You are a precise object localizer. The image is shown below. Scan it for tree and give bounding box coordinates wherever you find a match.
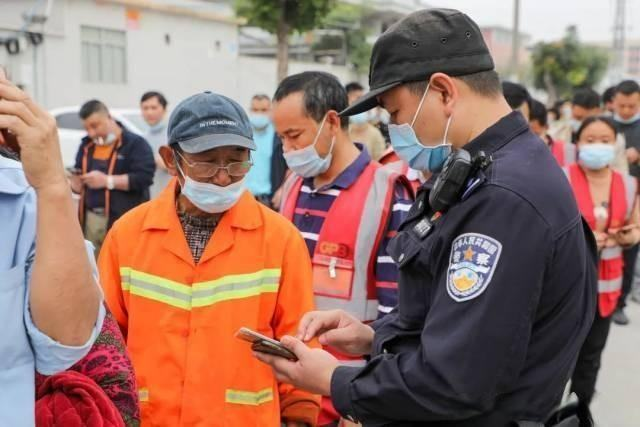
[531,26,609,102]
[321,2,373,75]
[235,0,335,82]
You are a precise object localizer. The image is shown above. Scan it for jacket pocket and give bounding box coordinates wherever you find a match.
[224,360,279,426]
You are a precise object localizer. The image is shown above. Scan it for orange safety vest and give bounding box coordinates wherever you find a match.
[98,180,320,427]
[280,161,410,322]
[550,138,576,167]
[565,164,637,317]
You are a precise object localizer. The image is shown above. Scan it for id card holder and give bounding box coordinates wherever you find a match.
[312,254,354,300]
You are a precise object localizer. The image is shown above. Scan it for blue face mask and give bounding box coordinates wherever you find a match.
[283,115,335,178]
[349,112,369,125]
[614,112,640,125]
[570,119,582,133]
[387,82,453,173]
[148,121,165,134]
[175,160,245,213]
[249,113,271,130]
[579,143,616,170]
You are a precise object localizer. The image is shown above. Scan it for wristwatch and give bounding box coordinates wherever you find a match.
[107,175,115,190]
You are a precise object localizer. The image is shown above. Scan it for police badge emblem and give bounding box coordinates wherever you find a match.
[447,233,502,302]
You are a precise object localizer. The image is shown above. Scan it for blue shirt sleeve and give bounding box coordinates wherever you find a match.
[24,240,105,376]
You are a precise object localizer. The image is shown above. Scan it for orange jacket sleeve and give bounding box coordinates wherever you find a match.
[273,226,321,426]
[97,224,129,339]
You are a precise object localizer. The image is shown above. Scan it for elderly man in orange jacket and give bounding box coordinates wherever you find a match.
[98,91,320,426]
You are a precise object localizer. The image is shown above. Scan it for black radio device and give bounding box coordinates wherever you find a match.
[428,150,492,213]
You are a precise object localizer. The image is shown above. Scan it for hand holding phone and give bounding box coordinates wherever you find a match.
[235,327,298,361]
[609,224,640,247]
[66,167,82,175]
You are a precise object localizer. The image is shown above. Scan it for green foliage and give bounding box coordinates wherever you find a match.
[235,0,335,34]
[321,2,373,74]
[531,26,609,100]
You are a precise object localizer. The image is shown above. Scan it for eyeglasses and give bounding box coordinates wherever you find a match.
[175,151,252,178]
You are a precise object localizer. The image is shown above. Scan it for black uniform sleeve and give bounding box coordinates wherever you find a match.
[126,136,155,192]
[331,186,553,425]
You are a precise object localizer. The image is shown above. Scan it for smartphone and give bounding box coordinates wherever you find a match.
[619,224,639,233]
[609,224,639,235]
[66,167,82,175]
[235,327,298,361]
[0,128,20,155]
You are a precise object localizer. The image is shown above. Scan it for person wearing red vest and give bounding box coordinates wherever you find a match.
[272,71,414,426]
[565,116,640,407]
[530,99,576,167]
[378,147,425,193]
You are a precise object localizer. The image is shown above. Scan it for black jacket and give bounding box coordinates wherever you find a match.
[75,123,155,228]
[330,112,598,426]
[617,118,640,178]
[269,134,288,197]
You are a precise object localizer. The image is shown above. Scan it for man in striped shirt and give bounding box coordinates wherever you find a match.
[272,71,413,426]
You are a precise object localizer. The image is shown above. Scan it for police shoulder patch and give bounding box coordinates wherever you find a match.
[447,233,502,302]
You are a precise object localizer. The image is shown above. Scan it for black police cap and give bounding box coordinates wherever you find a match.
[341,8,495,117]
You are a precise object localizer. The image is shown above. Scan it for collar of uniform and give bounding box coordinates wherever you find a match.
[142,178,262,232]
[303,143,371,191]
[0,156,30,195]
[463,111,529,157]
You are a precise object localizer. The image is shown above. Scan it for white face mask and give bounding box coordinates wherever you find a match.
[614,112,640,125]
[283,115,335,178]
[95,132,117,146]
[175,159,245,213]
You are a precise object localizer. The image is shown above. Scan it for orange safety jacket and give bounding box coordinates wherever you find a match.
[565,164,637,317]
[98,180,320,426]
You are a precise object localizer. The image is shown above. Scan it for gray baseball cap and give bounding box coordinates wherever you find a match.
[168,91,256,153]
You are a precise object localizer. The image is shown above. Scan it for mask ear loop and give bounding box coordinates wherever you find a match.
[442,115,453,145]
[173,150,188,183]
[313,113,336,159]
[410,82,431,128]
[325,136,337,159]
[311,114,329,147]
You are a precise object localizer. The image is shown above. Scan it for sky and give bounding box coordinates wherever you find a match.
[431,0,636,45]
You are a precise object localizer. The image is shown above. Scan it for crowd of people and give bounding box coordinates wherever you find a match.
[499,79,640,414]
[1,6,640,427]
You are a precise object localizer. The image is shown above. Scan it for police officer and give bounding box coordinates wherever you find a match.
[255,9,597,427]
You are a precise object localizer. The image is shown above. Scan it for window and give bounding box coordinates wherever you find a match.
[55,112,84,130]
[81,26,127,84]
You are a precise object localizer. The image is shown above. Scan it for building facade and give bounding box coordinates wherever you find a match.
[0,0,354,110]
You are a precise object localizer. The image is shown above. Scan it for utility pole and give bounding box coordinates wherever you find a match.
[510,0,520,81]
[612,0,627,83]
